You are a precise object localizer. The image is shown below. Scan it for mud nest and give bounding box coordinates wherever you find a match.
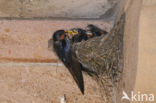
[73,13,125,102]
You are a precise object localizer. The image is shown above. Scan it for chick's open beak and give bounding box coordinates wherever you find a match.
[65,30,78,39]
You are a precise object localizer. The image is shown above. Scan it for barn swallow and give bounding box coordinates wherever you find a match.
[50,30,84,94]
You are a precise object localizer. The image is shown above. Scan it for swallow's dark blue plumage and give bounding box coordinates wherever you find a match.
[52,30,85,94]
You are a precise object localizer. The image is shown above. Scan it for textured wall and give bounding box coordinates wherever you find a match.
[134,0,156,100]
[0,0,155,103]
[0,0,118,19]
[0,19,111,103]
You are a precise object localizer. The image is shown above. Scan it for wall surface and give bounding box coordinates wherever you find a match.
[0,0,155,103]
[118,0,156,103]
[116,0,142,102]
[0,0,118,19]
[134,0,156,102]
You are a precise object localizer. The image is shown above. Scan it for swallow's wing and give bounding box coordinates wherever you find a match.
[64,49,84,94]
[69,55,84,94]
[60,40,84,94]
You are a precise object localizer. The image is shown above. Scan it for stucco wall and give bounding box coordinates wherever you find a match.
[0,0,155,103]
[0,0,118,19]
[134,0,156,102]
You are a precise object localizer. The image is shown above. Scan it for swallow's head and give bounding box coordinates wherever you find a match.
[86,24,94,29]
[86,24,108,36]
[53,30,66,42]
[48,30,66,53]
[49,30,70,62]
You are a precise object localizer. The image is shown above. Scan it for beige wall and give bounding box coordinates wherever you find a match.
[116,0,156,103]
[133,0,156,101]
[0,0,156,103]
[0,0,118,19]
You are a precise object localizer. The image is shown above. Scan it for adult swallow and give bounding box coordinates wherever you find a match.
[49,30,84,94]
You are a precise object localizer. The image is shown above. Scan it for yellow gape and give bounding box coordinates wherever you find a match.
[66,29,78,39]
